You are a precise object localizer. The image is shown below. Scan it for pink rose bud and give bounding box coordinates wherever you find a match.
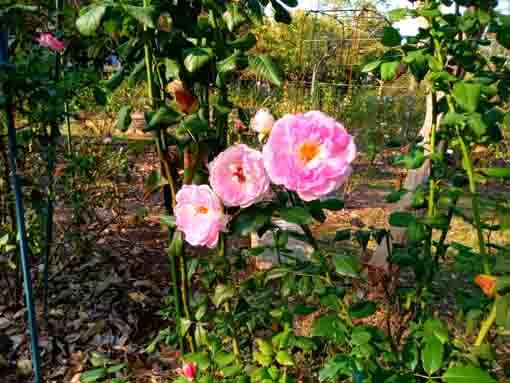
[209,144,270,208]
[262,111,356,201]
[175,185,228,248]
[234,119,246,132]
[251,109,275,139]
[182,362,198,381]
[37,33,65,52]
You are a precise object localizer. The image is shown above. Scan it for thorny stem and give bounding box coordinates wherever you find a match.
[168,232,184,354]
[179,247,195,352]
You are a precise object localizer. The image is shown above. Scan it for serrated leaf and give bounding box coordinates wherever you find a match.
[214,352,236,368]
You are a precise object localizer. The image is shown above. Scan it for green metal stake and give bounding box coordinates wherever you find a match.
[1,30,43,383]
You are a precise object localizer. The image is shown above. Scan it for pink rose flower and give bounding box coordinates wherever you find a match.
[209,144,270,208]
[175,185,227,248]
[262,111,356,201]
[37,33,65,52]
[181,362,197,381]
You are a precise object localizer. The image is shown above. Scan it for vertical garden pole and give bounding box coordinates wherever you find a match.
[1,30,43,383]
[43,0,63,328]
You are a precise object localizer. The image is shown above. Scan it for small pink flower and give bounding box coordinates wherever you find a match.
[234,119,246,132]
[175,185,227,248]
[209,144,270,208]
[181,362,197,381]
[262,111,356,201]
[37,33,65,52]
[251,109,275,140]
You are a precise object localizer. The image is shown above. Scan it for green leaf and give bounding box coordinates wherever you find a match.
[228,33,257,50]
[382,26,402,47]
[147,106,181,130]
[76,5,106,36]
[403,339,419,371]
[144,169,168,197]
[253,351,273,367]
[217,52,248,74]
[183,352,210,370]
[389,212,416,227]
[362,60,382,73]
[467,113,488,136]
[421,336,443,375]
[442,365,496,383]
[320,198,344,211]
[212,284,235,307]
[80,368,107,383]
[248,55,283,87]
[443,112,466,126]
[177,115,208,137]
[183,48,213,73]
[279,0,298,6]
[124,5,156,28]
[271,0,291,24]
[159,215,176,227]
[333,254,360,278]
[179,317,192,337]
[495,295,510,329]
[381,61,400,81]
[165,59,180,80]
[348,301,377,319]
[93,87,107,106]
[214,352,236,368]
[453,82,481,113]
[105,69,124,91]
[116,106,132,132]
[275,351,294,366]
[279,207,312,225]
[230,208,269,236]
[311,314,347,343]
[224,3,246,31]
[222,365,242,377]
[128,60,146,87]
[319,355,350,382]
[256,338,273,356]
[106,363,126,374]
[388,8,411,21]
[478,167,510,180]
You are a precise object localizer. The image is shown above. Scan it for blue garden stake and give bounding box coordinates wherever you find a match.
[1,30,43,383]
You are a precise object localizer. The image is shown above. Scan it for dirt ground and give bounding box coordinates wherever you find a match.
[0,137,509,382]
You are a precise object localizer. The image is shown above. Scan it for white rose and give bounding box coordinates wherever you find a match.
[251,109,275,140]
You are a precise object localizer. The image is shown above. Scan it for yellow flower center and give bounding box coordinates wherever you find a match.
[298,141,321,164]
[196,206,209,214]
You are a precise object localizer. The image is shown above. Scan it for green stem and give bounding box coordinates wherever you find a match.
[474,302,497,346]
[178,246,195,352]
[218,235,241,359]
[169,232,184,354]
[457,132,490,274]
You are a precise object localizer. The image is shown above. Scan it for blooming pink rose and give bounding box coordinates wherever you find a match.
[262,111,356,201]
[209,144,270,208]
[175,185,227,248]
[182,362,197,381]
[37,33,65,52]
